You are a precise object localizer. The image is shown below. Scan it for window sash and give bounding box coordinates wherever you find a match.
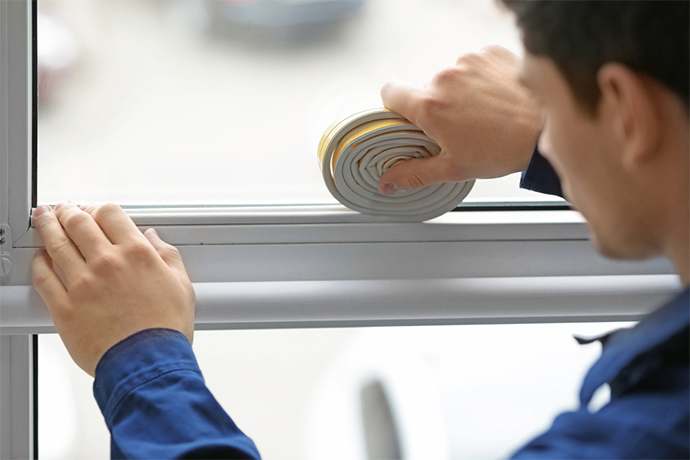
[0,0,680,336]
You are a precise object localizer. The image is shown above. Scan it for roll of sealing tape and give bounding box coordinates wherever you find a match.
[318,108,475,222]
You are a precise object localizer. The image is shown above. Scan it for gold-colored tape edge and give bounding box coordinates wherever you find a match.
[331,119,412,167]
[318,109,403,165]
[318,109,383,163]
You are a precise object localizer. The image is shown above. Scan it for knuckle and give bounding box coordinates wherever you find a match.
[69,273,94,292]
[94,203,121,221]
[91,253,120,273]
[415,93,444,122]
[61,208,89,228]
[163,243,182,259]
[456,51,481,65]
[481,44,513,59]
[156,243,182,266]
[123,240,157,265]
[406,173,427,189]
[432,67,457,85]
[53,202,73,217]
[160,248,177,263]
[127,239,153,256]
[480,44,503,55]
[31,267,51,287]
[50,236,73,256]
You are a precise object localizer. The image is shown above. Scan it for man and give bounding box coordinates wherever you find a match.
[31,1,688,458]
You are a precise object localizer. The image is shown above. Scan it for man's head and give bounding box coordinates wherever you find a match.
[501,0,689,115]
[501,0,689,275]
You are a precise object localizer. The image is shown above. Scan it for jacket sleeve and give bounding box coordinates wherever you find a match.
[520,146,564,198]
[93,328,261,460]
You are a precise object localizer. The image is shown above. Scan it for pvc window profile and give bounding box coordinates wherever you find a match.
[0,0,680,334]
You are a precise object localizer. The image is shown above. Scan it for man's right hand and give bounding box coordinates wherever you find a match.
[378,45,543,196]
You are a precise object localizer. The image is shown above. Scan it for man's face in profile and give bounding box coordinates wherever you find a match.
[519,53,650,260]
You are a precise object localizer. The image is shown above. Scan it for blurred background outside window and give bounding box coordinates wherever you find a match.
[40,322,629,460]
[37,0,559,205]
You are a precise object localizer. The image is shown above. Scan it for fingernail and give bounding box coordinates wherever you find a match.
[382,183,399,196]
[33,205,51,219]
[148,228,159,237]
[80,203,95,212]
[54,202,67,211]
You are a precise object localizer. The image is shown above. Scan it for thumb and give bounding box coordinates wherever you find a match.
[378,152,454,195]
[144,228,187,274]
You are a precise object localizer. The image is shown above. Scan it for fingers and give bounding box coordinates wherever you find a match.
[144,228,188,276]
[85,203,147,246]
[378,152,458,195]
[380,80,427,128]
[54,203,111,260]
[33,205,86,275]
[478,45,519,65]
[31,248,69,312]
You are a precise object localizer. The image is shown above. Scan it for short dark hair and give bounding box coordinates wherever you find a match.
[500,0,689,115]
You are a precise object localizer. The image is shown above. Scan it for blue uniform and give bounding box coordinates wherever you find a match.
[93,329,261,459]
[93,150,690,459]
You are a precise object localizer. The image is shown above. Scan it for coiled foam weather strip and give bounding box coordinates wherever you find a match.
[318,108,475,221]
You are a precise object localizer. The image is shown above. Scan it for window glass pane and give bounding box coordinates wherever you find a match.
[39,321,631,459]
[37,0,557,206]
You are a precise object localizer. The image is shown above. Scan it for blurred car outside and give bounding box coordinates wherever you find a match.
[173,0,368,44]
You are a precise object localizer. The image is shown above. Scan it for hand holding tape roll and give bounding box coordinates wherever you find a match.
[318,108,474,221]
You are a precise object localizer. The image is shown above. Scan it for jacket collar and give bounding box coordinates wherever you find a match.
[579,288,690,406]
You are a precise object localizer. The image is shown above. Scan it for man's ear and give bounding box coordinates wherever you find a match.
[596,63,662,169]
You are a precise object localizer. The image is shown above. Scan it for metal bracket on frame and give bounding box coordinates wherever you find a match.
[0,223,12,277]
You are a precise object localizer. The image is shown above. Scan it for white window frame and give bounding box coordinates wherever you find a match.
[0,1,680,458]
